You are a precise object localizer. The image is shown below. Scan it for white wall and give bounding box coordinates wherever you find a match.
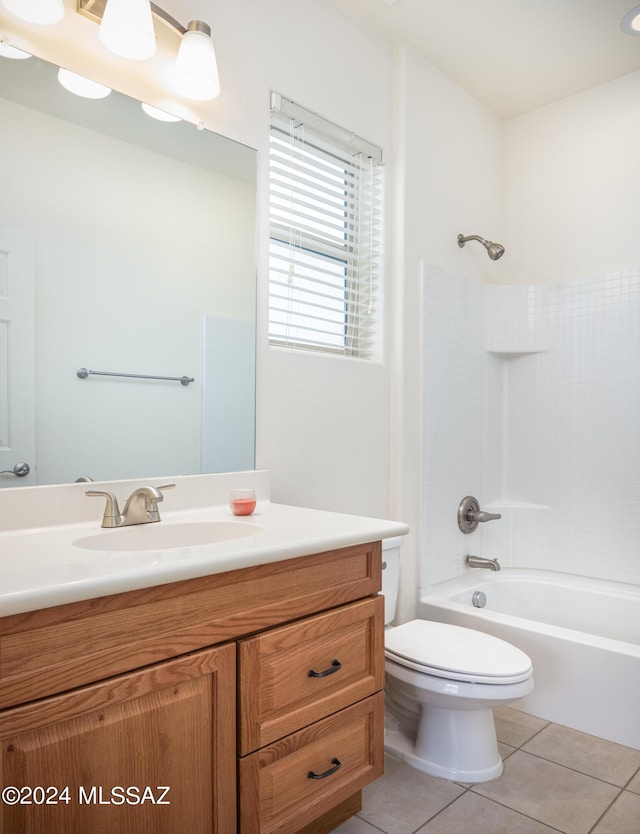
[502,70,640,284]
[164,0,396,517]
[392,46,502,620]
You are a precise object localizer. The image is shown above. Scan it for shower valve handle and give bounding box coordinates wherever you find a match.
[473,510,502,524]
[458,496,502,534]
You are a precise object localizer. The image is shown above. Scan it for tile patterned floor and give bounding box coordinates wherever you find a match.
[333,707,640,834]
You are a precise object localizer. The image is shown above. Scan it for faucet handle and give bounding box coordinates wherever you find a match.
[86,489,123,528]
[145,484,176,508]
[153,483,176,494]
[458,496,502,534]
[475,510,502,523]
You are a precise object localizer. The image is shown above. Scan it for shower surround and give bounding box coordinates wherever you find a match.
[420,262,640,591]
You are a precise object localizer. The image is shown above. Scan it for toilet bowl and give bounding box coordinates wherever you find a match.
[384,619,533,781]
[381,539,534,782]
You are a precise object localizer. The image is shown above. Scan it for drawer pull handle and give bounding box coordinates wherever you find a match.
[308,659,342,678]
[308,758,342,780]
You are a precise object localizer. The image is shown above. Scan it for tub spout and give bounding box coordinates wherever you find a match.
[466,555,501,571]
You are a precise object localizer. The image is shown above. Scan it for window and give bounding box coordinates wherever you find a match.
[268,92,383,359]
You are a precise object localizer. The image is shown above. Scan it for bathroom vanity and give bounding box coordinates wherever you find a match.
[0,473,407,834]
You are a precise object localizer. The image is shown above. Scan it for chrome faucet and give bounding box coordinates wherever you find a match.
[86,483,175,528]
[466,554,501,571]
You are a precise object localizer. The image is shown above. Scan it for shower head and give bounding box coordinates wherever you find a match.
[457,233,505,261]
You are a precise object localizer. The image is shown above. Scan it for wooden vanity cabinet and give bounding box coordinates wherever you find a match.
[0,540,384,833]
[0,644,236,834]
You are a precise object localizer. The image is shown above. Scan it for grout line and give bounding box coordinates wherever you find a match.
[513,747,640,789]
[585,787,624,834]
[622,763,640,791]
[466,793,568,834]
[405,784,475,833]
[353,813,388,834]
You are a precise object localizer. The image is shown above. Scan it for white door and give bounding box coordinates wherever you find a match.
[0,229,36,487]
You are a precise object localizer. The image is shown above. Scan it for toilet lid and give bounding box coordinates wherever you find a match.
[385,620,532,682]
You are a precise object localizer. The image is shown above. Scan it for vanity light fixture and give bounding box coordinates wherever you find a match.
[99,0,156,60]
[621,4,640,33]
[173,21,220,101]
[78,0,221,101]
[0,0,64,25]
[57,67,112,99]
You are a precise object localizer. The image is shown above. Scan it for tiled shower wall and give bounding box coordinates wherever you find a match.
[420,262,640,589]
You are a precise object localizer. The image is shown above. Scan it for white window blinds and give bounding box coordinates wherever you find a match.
[268,92,383,358]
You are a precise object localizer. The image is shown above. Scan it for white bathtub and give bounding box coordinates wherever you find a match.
[418,569,640,750]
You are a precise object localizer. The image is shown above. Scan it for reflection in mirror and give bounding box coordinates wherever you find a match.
[0,51,257,487]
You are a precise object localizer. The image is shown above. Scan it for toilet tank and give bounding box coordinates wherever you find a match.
[381,537,402,625]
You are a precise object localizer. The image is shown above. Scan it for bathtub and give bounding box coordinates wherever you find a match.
[418,569,640,750]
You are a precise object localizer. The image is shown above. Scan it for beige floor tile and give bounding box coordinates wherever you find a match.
[331,815,385,834]
[358,754,465,834]
[494,706,548,748]
[523,724,640,786]
[499,741,517,760]
[591,790,640,834]
[415,791,560,834]
[626,769,640,794]
[472,751,619,834]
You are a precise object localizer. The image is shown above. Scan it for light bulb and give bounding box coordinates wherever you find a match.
[99,0,156,61]
[173,21,220,101]
[58,68,112,100]
[1,0,64,25]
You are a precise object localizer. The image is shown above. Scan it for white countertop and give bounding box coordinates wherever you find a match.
[0,498,408,617]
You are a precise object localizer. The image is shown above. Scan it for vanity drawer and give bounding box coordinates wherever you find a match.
[239,692,383,834]
[238,596,384,754]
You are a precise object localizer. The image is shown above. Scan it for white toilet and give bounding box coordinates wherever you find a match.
[381,539,534,782]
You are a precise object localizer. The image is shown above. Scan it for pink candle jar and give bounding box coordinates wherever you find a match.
[229,488,256,516]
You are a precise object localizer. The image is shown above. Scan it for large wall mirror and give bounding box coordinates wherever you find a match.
[0,50,257,487]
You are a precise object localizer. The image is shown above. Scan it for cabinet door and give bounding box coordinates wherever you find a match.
[0,644,235,834]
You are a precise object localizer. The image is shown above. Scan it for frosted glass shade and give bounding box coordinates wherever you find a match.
[173,22,220,101]
[1,0,64,25]
[99,0,156,61]
[58,68,112,99]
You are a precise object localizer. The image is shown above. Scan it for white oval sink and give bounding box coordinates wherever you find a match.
[74,521,261,552]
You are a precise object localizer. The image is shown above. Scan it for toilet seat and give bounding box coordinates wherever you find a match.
[385,620,532,685]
